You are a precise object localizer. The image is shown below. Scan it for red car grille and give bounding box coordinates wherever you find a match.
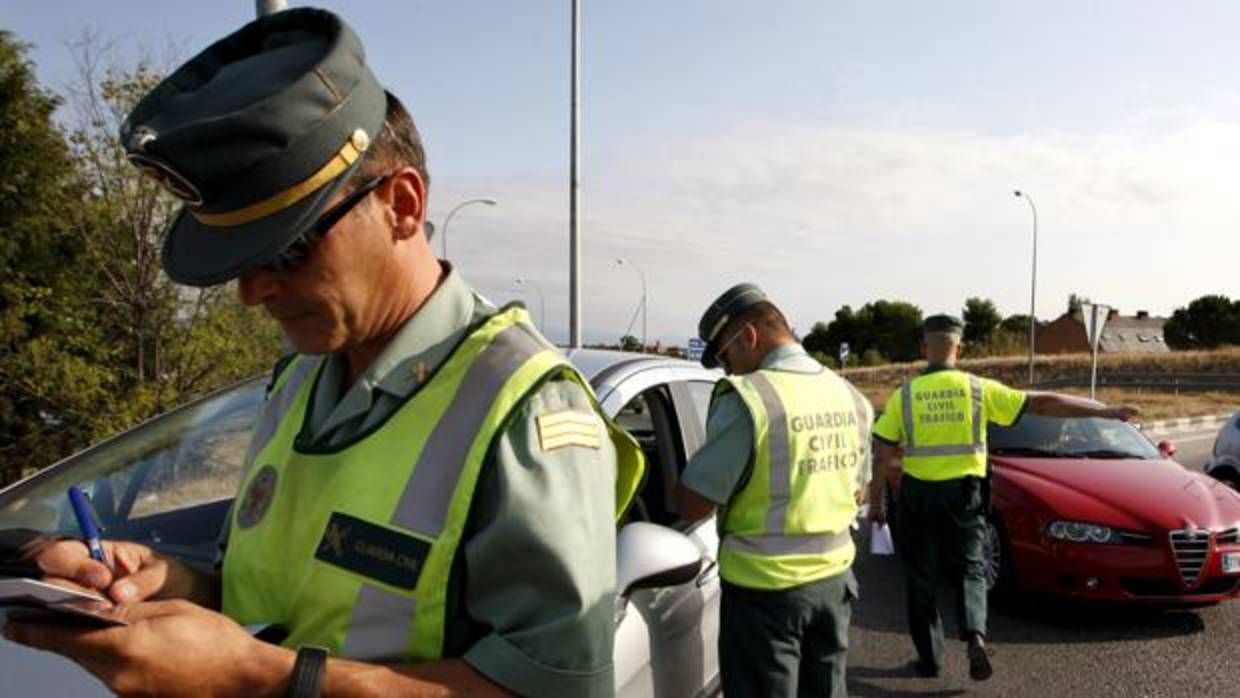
[1170,529,1210,586]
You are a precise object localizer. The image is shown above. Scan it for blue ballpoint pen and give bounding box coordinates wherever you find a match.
[68,485,111,570]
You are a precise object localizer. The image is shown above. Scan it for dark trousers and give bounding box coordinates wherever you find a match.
[895,475,987,670]
[719,569,857,698]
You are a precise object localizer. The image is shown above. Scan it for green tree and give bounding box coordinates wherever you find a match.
[619,335,642,353]
[0,32,94,482]
[962,297,1001,346]
[999,314,1033,335]
[0,37,281,484]
[62,39,281,413]
[802,320,835,357]
[809,300,922,365]
[858,300,923,362]
[1164,294,1240,349]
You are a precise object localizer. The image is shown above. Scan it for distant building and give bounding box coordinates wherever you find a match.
[1037,308,1170,354]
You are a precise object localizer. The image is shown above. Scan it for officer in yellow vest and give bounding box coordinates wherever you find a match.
[8,9,642,698]
[675,283,873,698]
[869,314,1138,682]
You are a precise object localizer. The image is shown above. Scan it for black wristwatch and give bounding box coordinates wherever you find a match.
[287,645,329,698]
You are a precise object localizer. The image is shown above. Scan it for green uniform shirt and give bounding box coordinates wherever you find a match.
[267,266,617,697]
[681,344,873,505]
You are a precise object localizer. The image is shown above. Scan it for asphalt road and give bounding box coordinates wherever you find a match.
[845,423,1235,697]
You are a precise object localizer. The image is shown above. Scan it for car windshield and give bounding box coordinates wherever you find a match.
[988,414,1161,460]
[0,380,266,537]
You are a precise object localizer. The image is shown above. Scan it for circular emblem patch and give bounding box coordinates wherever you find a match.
[126,153,205,207]
[236,465,278,529]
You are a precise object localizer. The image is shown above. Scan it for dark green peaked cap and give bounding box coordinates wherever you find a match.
[697,283,770,368]
[122,7,386,286]
[924,314,964,334]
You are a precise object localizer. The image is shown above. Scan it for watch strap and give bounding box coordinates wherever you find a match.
[287,645,329,698]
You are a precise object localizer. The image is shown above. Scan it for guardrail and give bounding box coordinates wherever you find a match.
[1033,372,1240,392]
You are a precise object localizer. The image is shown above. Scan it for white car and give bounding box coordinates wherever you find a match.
[1205,410,1240,490]
[0,349,724,698]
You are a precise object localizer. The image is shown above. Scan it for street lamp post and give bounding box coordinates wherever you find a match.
[1014,190,1038,386]
[514,277,546,333]
[614,258,647,350]
[569,0,582,348]
[440,198,496,261]
[256,0,286,16]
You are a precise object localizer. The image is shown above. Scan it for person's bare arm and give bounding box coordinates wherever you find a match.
[867,441,900,526]
[319,657,511,697]
[1024,393,1139,422]
[5,601,512,698]
[675,483,718,523]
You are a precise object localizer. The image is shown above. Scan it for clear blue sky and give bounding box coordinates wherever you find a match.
[6,1,1240,346]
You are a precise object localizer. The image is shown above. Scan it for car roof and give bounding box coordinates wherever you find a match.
[565,347,704,384]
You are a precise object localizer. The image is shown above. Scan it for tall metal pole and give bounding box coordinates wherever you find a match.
[440,198,496,261]
[256,0,286,16]
[569,0,582,348]
[1014,190,1038,385]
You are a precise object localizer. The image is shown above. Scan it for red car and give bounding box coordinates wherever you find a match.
[886,414,1240,603]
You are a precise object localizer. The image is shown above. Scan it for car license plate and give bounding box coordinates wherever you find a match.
[1224,552,1240,574]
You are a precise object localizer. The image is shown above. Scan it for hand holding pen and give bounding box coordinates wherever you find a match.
[68,485,112,571]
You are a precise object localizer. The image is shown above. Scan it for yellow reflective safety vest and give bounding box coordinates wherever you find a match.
[222,307,643,661]
[718,368,872,590]
[897,370,988,481]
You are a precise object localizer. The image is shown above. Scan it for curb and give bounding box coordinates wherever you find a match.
[1140,412,1234,435]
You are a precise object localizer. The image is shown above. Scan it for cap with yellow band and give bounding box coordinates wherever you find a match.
[121,8,387,287]
[190,128,371,229]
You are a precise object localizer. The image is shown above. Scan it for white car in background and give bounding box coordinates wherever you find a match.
[0,349,724,698]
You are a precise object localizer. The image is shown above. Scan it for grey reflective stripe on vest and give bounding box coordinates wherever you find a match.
[243,357,320,471]
[903,374,986,458]
[848,385,871,457]
[343,322,549,659]
[218,357,321,567]
[746,372,791,535]
[901,382,916,450]
[724,529,852,557]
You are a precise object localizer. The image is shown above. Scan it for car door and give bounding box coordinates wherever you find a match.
[604,366,722,698]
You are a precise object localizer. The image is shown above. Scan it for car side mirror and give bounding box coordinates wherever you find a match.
[1158,440,1177,458]
[616,522,703,597]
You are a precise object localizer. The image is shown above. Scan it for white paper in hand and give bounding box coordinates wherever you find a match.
[870,522,895,556]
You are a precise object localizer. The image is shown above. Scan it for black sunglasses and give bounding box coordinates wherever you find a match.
[262,175,387,273]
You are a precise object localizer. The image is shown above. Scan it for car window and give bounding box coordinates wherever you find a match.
[617,386,687,528]
[684,382,715,434]
[0,381,264,535]
[989,414,1160,460]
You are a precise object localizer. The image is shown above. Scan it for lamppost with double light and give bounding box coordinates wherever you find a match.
[439,198,496,261]
[1014,190,1038,385]
[614,257,647,350]
[514,277,546,333]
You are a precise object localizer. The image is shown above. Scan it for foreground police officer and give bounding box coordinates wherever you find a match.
[869,314,1137,682]
[7,9,643,697]
[674,284,872,698]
